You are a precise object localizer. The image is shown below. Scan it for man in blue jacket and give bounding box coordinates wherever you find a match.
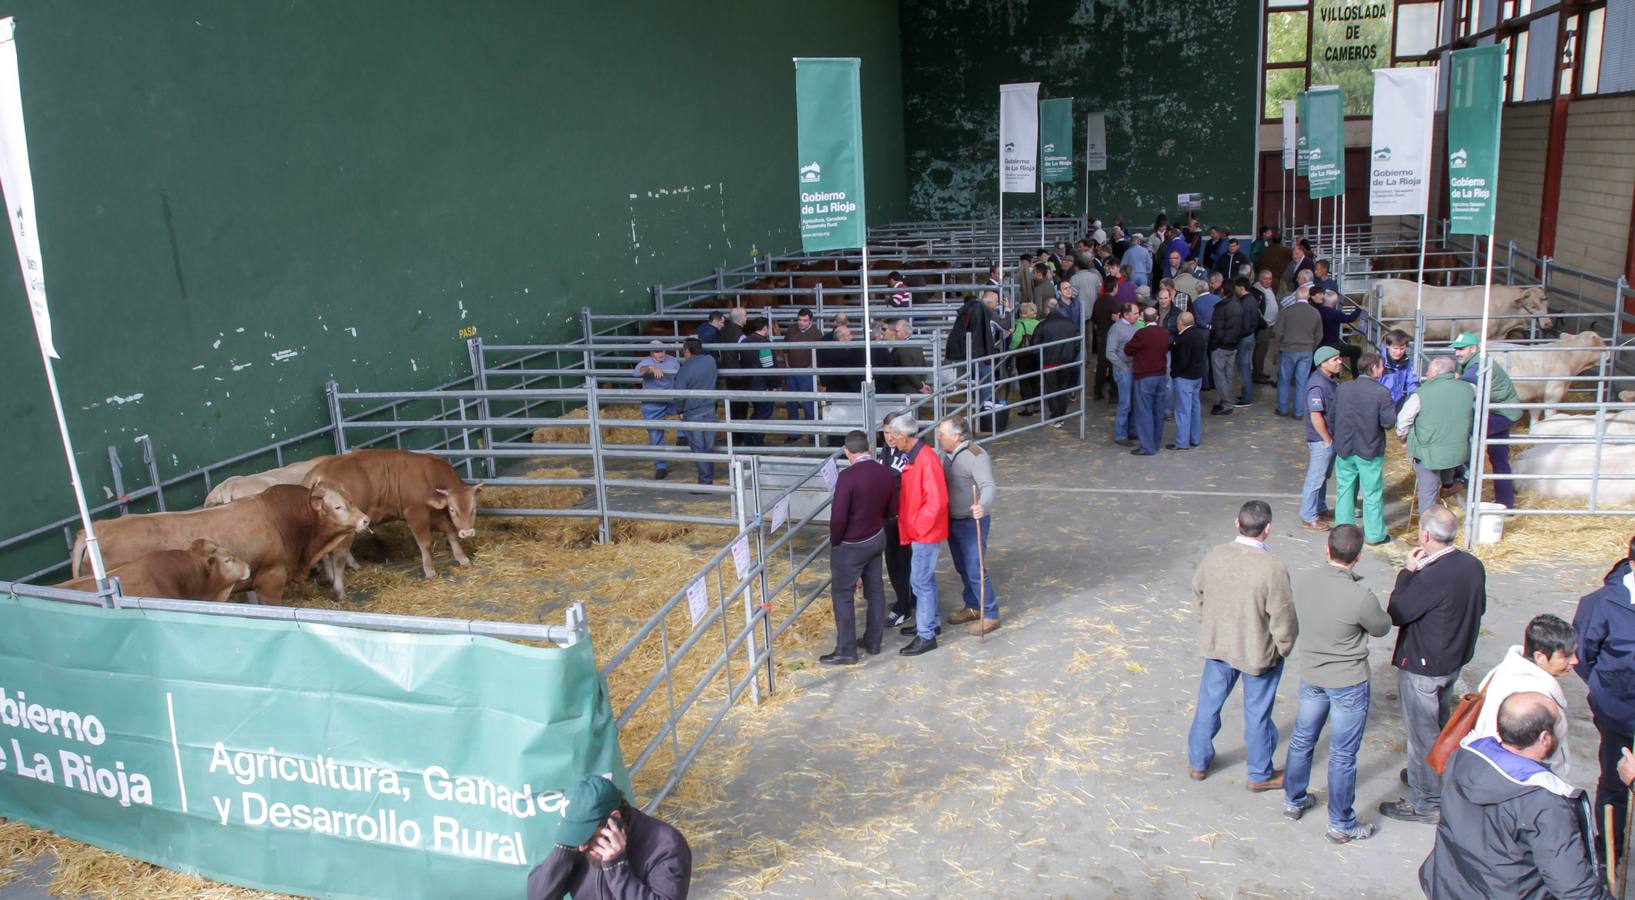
[672,339,719,485]
[1574,539,1635,847]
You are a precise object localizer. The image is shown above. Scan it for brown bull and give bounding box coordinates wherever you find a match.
[58,539,252,602]
[71,483,367,604]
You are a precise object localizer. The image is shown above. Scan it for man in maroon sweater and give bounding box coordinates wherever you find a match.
[824,430,899,664]
[1125,309,1172,455]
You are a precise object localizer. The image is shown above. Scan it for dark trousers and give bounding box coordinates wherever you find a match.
[1484,412,1515,507]
[830,530,886,654]
[1016,358,1041,414]
[746,401,774,446]
[1046,366,1072,418]
[1252,326,1273,380]
[1595,712,1633,848]
[682,415,715,484]
[884,517,914,617]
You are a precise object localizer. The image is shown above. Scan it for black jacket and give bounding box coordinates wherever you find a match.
[818,338,864,393]
[1332,375,1397,459]
[1210,295,1245,349]
[1214,249,1251,280]
[527,806,693,900]
[945,298,997,361]
[1574,559,1635,726]
[1420,737,1607,900]
[1033,312,1079,368]
[1170,326,1208,380]
[1388,549,1487,677]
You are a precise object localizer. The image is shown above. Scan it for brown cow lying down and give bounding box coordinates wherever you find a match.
[71,484,368,604]
[57,539,251,601]
[303,449,482,594]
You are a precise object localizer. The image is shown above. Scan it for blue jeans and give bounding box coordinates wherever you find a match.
[946,516,998,619]
[976,361,995,406]
[1188,657,1284,782]
[1236,336,1254,404]
[1283,680,1371,830]
[1277,352,1313,416]
[642,402,677,471]
[910,541,941,640]
[682,415,715,484]
[784,374,815,422]
[1113,368,1133,440]
[1301,440,1334,523]
[1173,377,1202,448]
[1133,375,1164,453]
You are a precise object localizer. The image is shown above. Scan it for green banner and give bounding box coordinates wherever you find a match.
[1296,91,1310,177]
[1306,87,1345,199]
[1038,97,1074,183]
[794,58,866,252]
[1447,44,1504,235]
[0,593,625,900]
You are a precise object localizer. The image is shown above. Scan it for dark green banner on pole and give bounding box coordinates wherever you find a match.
[794,58,866,251]
[1296,91,1311,178]
[1039,97,1074,183]
[0,593,625,899]
[1447,44,1504,235]
[1306,87,1344,199]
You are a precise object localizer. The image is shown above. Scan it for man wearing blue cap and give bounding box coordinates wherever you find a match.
[527,774,692,900]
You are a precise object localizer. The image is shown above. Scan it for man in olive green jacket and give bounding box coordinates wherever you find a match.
[1395,356,1476,535]
[1451,332,1523,508]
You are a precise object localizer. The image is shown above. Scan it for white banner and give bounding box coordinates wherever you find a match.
[0,18,55,358]
[1369,66,1438,216]
[999,82,1039,193]
[1281,101,1298,170]
[1083,111,1107,172]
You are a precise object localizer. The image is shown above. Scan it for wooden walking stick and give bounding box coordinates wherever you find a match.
[1619,790,1634,899]
[973,485,988,644]
[1607,805,1618,896]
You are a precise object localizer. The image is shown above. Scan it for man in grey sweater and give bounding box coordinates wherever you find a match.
[1106,302,1140,446]
[1282,524,1393,844]
[938,416,999,634]
[1272,286,1325,418]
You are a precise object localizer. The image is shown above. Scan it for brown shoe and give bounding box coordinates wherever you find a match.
[1189,768,1208,781]
[1247,771,1285,792]
[1300,520,1330,532]
[967,618,1001,636]
[1402,534,1423,547]
[947,609,980,625]
[1318,511,1335,522]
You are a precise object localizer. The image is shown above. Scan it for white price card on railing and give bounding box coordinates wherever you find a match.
[686,577,709,626]
[820,458,839,492]
[730,535,753,582]
[770,496,789,531]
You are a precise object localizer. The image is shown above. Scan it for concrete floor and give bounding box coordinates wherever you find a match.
[0,389,1611,899]
[673,391,1609,898]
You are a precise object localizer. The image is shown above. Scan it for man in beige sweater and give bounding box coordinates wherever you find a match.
[1186,500,1299,790]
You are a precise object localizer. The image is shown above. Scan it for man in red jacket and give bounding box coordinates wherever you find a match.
[883,410,948,656]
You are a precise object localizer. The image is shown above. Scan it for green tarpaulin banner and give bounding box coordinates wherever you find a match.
[1447,44,1504,235]
[794,58,866,252]
[0,593,625,900]
[1038,97,1074,183]
[1296,91,1311,178]
[1306,87,1345,199]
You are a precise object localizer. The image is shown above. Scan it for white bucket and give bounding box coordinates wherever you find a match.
[1475,502,1507,544]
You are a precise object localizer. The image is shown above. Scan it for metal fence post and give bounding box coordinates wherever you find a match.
[814,281,825,323]
[715,266,726,293]
[749,455,776,697]
[586,378,612,545]
[325,380,348,455]
[1504,240,1516,286]
[731,458,762,705]
[653,283,665,315]
[467,337,498,480]
[1078,337,1088,439]
[107,446,128,515]
[138,435,165,511]
[931,334,944,424]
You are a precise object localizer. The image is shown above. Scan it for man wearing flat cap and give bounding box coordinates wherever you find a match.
[526,774,692,900]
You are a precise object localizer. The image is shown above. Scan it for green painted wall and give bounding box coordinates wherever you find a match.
[899,0,1260,231]
[0,0,906,577]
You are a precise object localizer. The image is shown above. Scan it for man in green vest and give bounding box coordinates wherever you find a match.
[1394,356,1476,543]
[1451,333,1524,509]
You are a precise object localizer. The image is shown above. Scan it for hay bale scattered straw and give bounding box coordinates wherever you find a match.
[531,405,657,446]
[0,819,285,898]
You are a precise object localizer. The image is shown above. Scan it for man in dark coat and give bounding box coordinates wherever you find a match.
[1033,303,1079,421]
[527,775,692,900]
[1208,285,1245,415]
[1418,693,1607,899]
[1574,540,1635,846]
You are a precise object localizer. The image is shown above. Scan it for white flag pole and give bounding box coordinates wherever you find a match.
[862,240,872,384]
[1463,229,1498,547]
[1039,184,1045,248]
[0,18,106,585]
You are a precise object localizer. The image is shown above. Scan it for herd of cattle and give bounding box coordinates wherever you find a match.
[61,449,482,604]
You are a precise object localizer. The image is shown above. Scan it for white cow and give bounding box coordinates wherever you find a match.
[1369,279,1553,340]
[1483,331,1608,421]
[204,456,331,506]
[1514,442,1635,505]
